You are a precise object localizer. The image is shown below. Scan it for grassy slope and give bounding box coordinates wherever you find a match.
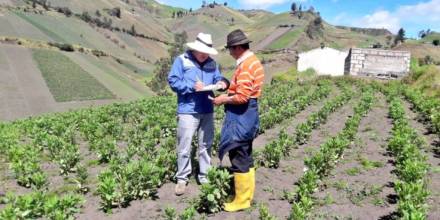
[394,42,440,62]
[32,49,115,102]
[418,32,440,44]
[49,0,173,40]
[65,52,150,100]
[13,11,141,60]
[412,66,440,97]
[268,28,304,50]
[0,10,51,41]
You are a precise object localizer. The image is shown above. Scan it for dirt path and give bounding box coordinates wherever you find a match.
[253,27,291,51]
[309,94,397,219]
[401,100,440,220]
[0,44,57,120]
[0,44,125,121]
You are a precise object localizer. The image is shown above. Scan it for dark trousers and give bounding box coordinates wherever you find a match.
[228,140,254,173]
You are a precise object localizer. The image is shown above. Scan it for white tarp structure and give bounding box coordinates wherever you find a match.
[298,47,348,76]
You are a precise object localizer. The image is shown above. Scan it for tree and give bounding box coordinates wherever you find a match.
[291,2,297,12]
[299,4,302,12]
[80,11,92,23]
[418,30,427,39]
[434,39,440,46]
[372,42,383,48]
[168,31,188,60]
[224,2,227,6]
[130,24,137,36]
[148,32,188,95]
[394,28,406,45]
[115,7,121,18]
[306,16,324,39]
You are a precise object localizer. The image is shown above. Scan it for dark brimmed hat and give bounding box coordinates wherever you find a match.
[225,29,252,48]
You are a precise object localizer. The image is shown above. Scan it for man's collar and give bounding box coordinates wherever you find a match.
[236,50,254,66]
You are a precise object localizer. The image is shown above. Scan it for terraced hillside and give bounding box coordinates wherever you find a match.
[0,0,397,120]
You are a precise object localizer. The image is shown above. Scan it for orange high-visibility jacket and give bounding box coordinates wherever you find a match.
[228,51,265,104]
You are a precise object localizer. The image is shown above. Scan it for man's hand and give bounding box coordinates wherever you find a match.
[213,94,230,106]
[216,81,227,90]
[194,81,204,91]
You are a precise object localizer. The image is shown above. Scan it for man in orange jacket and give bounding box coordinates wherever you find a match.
[213,29,265,212]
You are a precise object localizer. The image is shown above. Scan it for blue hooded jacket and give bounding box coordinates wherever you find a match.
[168,51,226,114]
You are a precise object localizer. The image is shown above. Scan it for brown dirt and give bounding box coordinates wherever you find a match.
[0,44,117,121]
[310,94,397,220]
[75,86,348,219]
[253,27,292,51]
[206,91,358,220]
[401,100,440,220]
[253,85,340,151]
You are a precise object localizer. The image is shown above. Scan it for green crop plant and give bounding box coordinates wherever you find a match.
[259,203,277,220]
[196,167,232,213]
[0,192,83,219]
[289,87,376,219]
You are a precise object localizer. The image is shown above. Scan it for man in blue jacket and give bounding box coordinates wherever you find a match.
[168,33,229,196]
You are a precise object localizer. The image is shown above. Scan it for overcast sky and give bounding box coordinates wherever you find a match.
[157,0,440,38]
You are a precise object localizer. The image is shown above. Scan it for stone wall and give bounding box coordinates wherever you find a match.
[346,48,411,78]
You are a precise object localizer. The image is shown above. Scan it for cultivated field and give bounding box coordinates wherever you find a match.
[0,77,438,220]
[32,49,115,102]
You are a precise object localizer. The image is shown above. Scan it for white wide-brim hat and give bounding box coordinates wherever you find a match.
[186,33,218,55]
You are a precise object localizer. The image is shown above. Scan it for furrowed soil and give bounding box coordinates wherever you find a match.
[401,100,440,220]
[73,86,348,219]
[310,94,397,220]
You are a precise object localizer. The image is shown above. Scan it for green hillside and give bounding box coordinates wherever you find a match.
[3,0,437,119]
[32,49,115,102]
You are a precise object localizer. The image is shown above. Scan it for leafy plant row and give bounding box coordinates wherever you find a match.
[0,79,329,217]
[0,191,83,220]
[96,138,177,213]
[256,81,354,168]
[402,85,440,137]
[385,87,430,219]
[259,83,313,133]
[288,87,376,220]
[0,125,48,190]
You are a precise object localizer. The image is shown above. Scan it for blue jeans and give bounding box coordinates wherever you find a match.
[176,113,214,183]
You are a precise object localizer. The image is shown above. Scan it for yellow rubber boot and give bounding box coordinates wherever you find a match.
[224,171,252,212]
[249,168,256,200]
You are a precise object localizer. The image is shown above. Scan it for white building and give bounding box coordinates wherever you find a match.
[298,47,349,76]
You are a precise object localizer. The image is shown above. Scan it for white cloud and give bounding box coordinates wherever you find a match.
[348,0,440,35]
[354,10,401,33]
[238,0,307,9]
[396,0,440,23]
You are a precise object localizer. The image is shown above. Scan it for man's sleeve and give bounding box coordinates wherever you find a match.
[230,68,254,104]
[168,58,195,95]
